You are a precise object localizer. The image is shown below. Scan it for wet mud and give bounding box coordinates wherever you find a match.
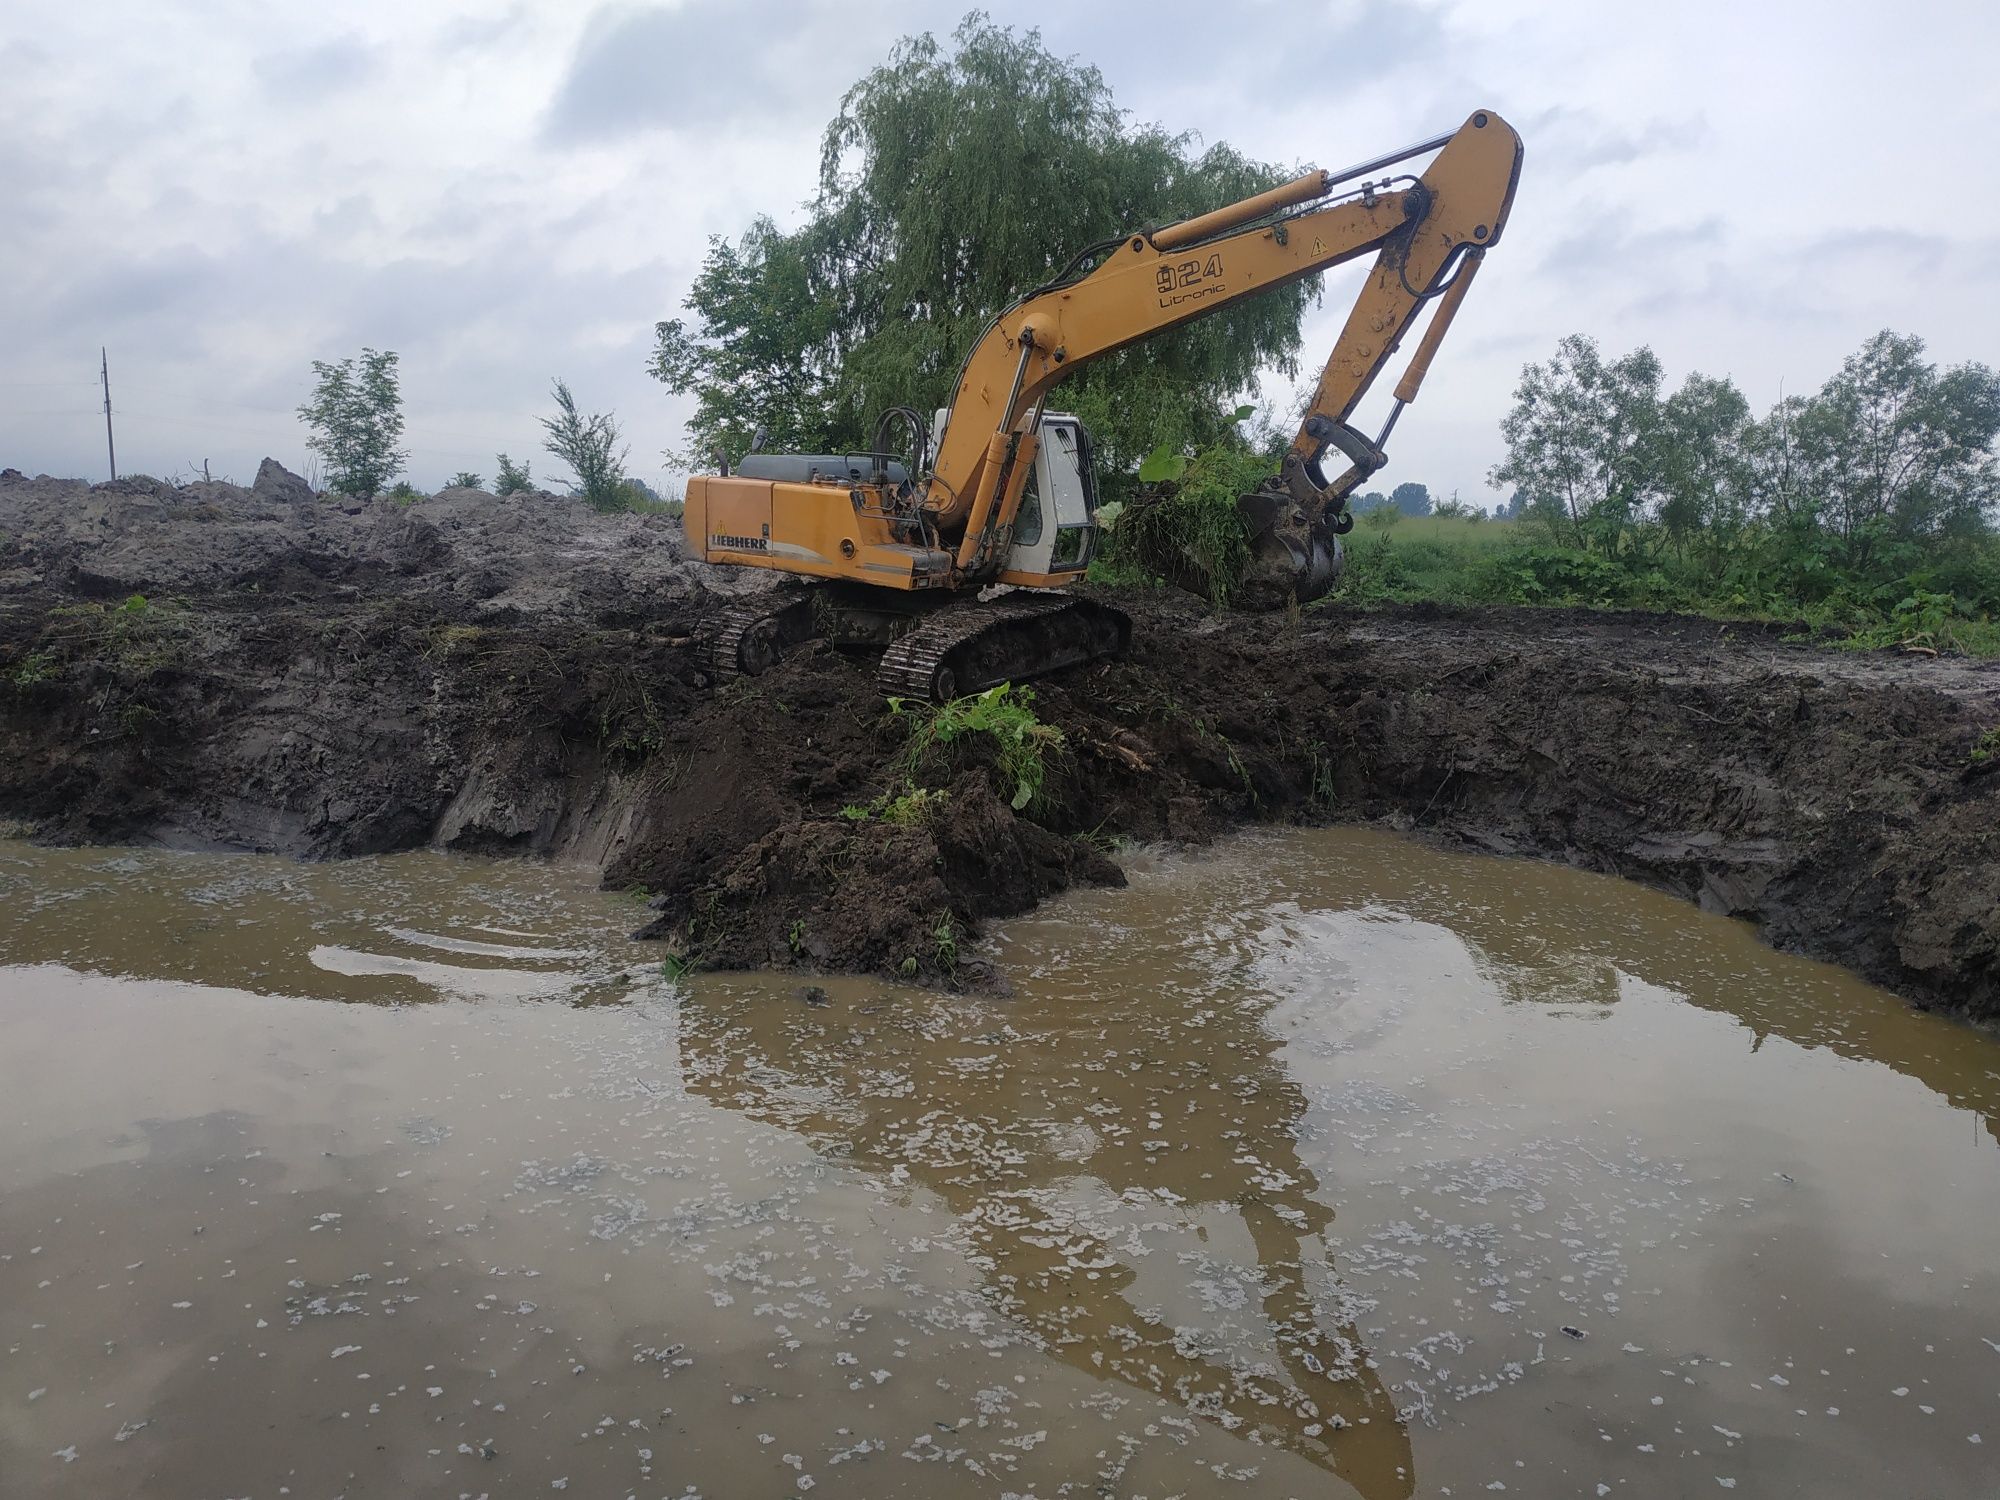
[1,470,1996,1016]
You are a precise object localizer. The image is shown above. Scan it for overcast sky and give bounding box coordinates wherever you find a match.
[3,0,1995,505]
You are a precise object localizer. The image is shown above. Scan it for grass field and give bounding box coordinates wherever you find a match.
[1334,512,1525,606]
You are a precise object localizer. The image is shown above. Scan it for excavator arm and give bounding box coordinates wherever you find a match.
[928,109,1523,590]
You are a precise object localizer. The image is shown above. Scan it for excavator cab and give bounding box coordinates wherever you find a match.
[929,409,1101,584]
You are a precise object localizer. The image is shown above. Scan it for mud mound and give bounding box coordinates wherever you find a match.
[0,466,758,620]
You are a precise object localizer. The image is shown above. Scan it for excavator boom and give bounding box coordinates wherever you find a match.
[931,110,1521,585]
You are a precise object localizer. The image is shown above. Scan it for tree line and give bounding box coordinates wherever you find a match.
[295,348,668,512]
[1486,329,1999,623]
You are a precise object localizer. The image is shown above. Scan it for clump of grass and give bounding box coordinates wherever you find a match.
[7,648,58,690]
[930,911,960,977]
[44,592,190,672]
[840,786,950,826]
[889,683,1065,811]
[1970,726,1999,767]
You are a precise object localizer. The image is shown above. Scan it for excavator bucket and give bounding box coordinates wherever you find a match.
[1233,489,1345,613]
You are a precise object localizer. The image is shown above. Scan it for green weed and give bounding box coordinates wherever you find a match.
[841,786,949,826]
[889,683,1064,811]
[8,649,57,690]
[1307,741,1337,810]
[1830,590,2000,657]
[930,911,960,976]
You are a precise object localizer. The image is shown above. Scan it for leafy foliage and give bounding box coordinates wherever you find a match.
[649,16,1308,485]
[447,470,483,490]
[297,347,406,498]
[1461,328,2000,651]
[540,380,630,511]
[1102,444,1270,606]
[890,683,1065,811]
[494,453,534,496]
[840,786,950,826]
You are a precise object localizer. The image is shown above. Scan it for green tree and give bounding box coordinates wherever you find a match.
[494,453,534,495]
[1797,330,2000,551]
[540,381,629,511]
[650,15,1310,493]
[1490,334,1665,555]
[297,347,406,497]
[1390,481,1432,517]
[447,470,483,490]
[1656,372,1751,564]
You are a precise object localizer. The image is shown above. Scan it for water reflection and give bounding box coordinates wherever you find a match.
[1261,832,2000,1147]
[680,973,1417,1496]
[0,843,641,1006]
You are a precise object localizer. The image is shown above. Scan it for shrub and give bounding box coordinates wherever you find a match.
[447,470,483,490]
[494,453,535,496]
[1103,445,1268,606]
[297,347,407,497]
[540,380,629,511]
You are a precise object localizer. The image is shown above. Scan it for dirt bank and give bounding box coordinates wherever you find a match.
[3,468,1996,1017]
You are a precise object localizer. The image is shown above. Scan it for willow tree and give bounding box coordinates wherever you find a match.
[650,15,1311,490]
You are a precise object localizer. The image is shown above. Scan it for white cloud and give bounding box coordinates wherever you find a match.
[1,0,1995,504]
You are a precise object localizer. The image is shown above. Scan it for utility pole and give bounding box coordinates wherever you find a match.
[100,347,117,480]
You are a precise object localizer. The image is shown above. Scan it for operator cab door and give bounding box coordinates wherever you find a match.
[1002,413,1098,579]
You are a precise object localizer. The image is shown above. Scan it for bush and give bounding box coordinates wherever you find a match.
[494,453,534,496]
[297,347,407,497]
[889,683,1065,810]
[540,380,629,511]
[447,470,483,490]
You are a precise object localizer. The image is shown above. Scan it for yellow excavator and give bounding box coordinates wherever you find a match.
[684,110,1522,700]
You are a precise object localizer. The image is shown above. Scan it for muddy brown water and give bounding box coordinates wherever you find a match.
[2,832,1997,1499]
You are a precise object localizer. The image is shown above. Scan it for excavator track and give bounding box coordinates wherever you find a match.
[700,595,816,682]
[875,592,1131,704]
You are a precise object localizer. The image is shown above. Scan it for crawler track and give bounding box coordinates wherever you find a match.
[701,596,816,682]
[876,593,1131,702]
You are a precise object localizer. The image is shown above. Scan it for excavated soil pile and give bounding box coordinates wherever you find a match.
[3,468,1996,1017]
